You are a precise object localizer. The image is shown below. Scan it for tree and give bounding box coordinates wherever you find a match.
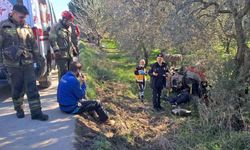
[168,0,250,130]
[102,0,176,65]
[69,0,111,46]
[173,0,250,83]
[69,0,249,82]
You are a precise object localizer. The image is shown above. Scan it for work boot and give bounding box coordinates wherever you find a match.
[88,111,99,122]
[96,106,109,123]
[31,110,49,121]
[140,95,144,103]
[158,106,165,111]
[153,107,160,112]
[16,109,25,118]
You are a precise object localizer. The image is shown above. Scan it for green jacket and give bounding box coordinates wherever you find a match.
[0,16,40,67]
[49,21,77,59]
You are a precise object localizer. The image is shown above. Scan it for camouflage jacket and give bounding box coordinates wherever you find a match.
[0,16,40,67]
[49,21,77,59]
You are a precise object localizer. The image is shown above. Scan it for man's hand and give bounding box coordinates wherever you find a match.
[73,47,79,57]
[79,73,87,83]
[54,51,61,59]
[153,72,158,76]
[51,53,55,60]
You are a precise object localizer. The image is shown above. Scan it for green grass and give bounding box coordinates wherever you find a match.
[79,42,98,99]
[92,136,112,150]
[172,121,250,150]
[101,38,118,49]
[78,39,250,150]
[79,40,137,99]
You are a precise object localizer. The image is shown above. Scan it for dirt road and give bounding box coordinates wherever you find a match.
[0,71,75,150]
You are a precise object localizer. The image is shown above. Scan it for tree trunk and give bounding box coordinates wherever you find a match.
[234,15,250,83]
[234,17,247,66]
[230,14,250,131]
[142,46,149,67]
[225,38,231,54]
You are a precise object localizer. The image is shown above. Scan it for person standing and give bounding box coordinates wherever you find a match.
[134,59,147,102]
[148,53,168,111]
[0,4,48,120]
[49,11,78,80]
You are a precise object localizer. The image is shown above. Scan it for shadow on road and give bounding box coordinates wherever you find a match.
[0,94,75,150]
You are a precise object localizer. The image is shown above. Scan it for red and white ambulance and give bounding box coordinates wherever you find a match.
[0,0,57,88]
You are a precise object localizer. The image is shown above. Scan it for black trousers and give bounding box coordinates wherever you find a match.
[7,64,42,113]
[137,81,145,95]
[56,58,72,80]
[75,100,108,123]
[169,91,191,105]
[152,88,162,109]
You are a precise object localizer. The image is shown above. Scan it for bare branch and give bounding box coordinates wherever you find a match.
[194,0,232,14]
[238,0,250,18]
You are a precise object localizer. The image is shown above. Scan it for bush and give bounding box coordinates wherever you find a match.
[92,65,114,81]
[221,132,250,150]
[92,137,112,150]
[151,120,250,150]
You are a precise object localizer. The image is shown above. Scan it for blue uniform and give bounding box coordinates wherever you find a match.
[57,71,86,113]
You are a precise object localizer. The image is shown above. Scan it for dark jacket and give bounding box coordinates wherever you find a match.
[148,62,168,89]
[57,71,86,113]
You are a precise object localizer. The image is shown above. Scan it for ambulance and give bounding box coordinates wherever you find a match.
[0,0,57,88]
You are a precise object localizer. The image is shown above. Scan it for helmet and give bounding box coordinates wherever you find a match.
[61,11,74,21]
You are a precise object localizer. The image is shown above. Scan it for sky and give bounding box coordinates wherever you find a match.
[51,0,71,20]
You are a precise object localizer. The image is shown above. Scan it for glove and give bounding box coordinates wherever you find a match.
[54,50,62,59]
[138,70,145,75]
[73,47,79,57]
[34,55,45,78]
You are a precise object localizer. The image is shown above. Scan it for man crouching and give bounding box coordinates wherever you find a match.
[57,61,108,123]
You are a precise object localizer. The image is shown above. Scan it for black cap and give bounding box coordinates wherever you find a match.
[156,53,164,58]
[13,4,29,15]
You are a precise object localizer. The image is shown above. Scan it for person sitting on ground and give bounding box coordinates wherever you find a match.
[57,61,109,123]
[167,68,191,107]
[167,64,207,107]
[134,59,147,102]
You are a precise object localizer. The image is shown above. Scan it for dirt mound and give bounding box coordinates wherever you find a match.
[74,81,177,150]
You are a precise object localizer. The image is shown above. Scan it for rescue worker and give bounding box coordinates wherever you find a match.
[134,59,147,102]
[148,53,168,111]
[49,10,78,80]
[0,4,48,120]
[57,61,109,123]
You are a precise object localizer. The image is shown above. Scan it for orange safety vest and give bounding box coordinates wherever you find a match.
[135,68,146,82]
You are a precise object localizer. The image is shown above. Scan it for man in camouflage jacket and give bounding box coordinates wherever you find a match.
[49,11,79,80]
[0,4,48,121]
